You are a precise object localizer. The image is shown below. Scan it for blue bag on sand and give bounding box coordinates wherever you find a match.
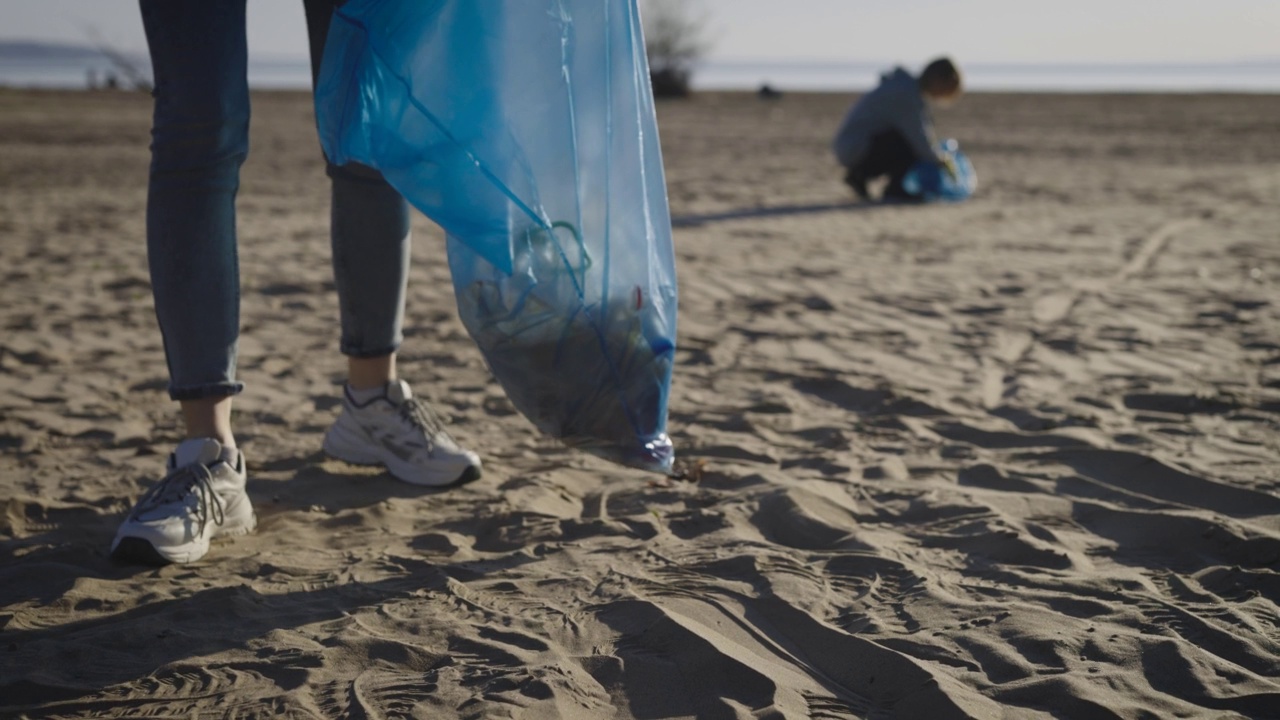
[902,139,977,202]
[316,0,678,472]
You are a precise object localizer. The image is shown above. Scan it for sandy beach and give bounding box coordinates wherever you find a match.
[2,88,1279,718]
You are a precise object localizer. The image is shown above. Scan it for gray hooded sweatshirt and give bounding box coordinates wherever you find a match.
[832,67,939,167]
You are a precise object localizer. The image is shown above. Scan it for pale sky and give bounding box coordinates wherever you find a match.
[2,0,1277,64]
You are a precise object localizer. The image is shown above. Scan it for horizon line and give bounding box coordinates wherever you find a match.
[1,37,1278,69]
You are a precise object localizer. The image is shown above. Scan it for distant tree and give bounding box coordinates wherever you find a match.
[641,0,712,98]
[81,25,152,92]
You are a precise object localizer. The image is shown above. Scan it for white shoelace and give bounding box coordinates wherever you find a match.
[131,461,226,534]
[398,397,450,451]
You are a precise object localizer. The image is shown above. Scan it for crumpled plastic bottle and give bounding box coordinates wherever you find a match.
[315,0,678,471]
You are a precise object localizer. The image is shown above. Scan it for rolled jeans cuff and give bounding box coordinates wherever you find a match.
[169,381,245,401]
[339,340,401,359]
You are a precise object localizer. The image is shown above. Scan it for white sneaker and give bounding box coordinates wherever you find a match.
[111,438,256,565]
[323,379,482,487]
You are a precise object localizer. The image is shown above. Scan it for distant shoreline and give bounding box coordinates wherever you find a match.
[2,40,1278,93]
[4,87,1276,100]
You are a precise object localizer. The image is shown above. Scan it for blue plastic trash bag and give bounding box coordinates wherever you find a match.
[315,0,678,472]
[901,139,977,202]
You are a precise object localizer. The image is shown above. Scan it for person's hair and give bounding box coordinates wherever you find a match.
[920,57,962,94]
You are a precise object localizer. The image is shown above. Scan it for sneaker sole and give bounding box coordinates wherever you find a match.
[110,514,256,566]
[325,444,484,488]
[111,536,183,566]
[324,420,482,488]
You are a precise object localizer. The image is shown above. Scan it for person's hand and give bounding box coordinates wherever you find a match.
[939,154,959,180]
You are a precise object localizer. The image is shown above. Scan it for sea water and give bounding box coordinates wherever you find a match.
[4,53,1278,93]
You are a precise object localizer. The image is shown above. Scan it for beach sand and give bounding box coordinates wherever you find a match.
[2,88,1279,718]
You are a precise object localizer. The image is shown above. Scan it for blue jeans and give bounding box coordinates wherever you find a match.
[140,0,411,401]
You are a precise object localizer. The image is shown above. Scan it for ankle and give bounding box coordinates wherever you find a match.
[180,397,235,449]
[347,354,396,391]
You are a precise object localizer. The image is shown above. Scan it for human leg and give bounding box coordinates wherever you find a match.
[181,397,234,446]
[858,131,919,199]
[348,354,397,392]
[115,0,256,565]
[328,169,413,364]
[303,0,410,375]
[319,171,480,486]
[142,0,252,409]
[843,164,870,200]
[303,0,481,486]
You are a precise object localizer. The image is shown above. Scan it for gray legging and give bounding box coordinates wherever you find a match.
[141,0,411,401]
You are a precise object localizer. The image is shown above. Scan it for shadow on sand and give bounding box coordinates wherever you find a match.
[671,200,876,228]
